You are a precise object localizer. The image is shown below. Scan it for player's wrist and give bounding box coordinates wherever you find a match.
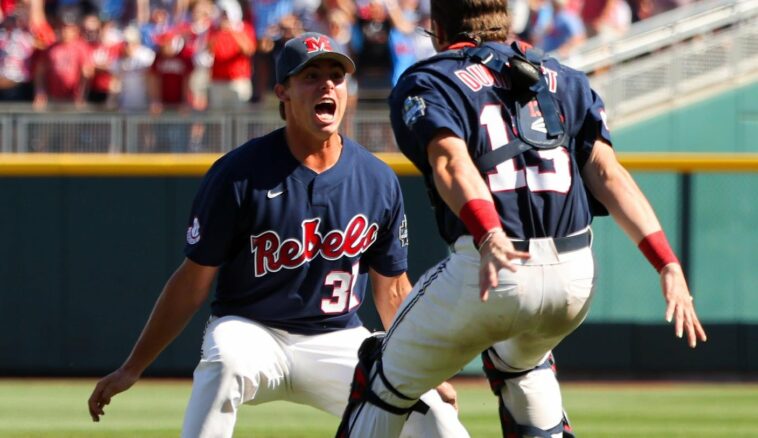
[638,230,679,273]
[118,363,144,380]
[659,261,683,276]
[459,199,501,247]
[477,228,505,250]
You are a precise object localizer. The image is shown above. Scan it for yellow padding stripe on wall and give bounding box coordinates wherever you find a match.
[1,153,758,176]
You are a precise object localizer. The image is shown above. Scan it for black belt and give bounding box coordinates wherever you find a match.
[511,229,591,253]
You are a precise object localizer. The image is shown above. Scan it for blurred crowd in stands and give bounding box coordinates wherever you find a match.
[0,0,699,111]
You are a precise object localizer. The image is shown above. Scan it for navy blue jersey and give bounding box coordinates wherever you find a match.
[389,42,612,243]
[184,128,408,334]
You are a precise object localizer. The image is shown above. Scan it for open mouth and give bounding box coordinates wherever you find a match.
[314,99,337,122]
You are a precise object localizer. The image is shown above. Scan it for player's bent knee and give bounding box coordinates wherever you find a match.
[481,349,575,438]
[336,335,430,438]
[194,356,266,406]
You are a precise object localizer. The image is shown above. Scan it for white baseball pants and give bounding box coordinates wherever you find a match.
[346,231,596,437]
[180,316,468,437]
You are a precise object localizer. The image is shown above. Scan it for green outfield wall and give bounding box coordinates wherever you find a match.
[0,170,755,377]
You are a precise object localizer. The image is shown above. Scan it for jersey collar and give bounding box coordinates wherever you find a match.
[445,41,477,50]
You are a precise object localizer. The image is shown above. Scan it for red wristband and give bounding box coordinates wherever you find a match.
[459,199,501,245]
[638,230,679,272]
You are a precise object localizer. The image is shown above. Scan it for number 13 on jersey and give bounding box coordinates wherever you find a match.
[480,104,572,193]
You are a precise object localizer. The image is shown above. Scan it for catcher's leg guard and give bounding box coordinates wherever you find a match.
[335,334,429,438]
[481,349,576,438]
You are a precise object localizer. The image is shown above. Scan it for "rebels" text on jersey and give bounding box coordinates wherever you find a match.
[250,215,379,277]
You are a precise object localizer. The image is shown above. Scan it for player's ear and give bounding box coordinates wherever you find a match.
[274,83,289,103]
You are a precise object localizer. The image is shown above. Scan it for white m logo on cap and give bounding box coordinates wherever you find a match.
[304,36,332,53]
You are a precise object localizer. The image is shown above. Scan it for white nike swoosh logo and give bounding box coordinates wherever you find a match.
[267,189,285,199]
[531,118,546,133]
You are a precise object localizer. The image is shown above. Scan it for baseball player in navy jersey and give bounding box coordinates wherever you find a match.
[337,2,708,437]
[88,32,468,438]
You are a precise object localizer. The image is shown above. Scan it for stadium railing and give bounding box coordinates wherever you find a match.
[559,0,758,125]
[562,0,758,73]
[0,108,398,154]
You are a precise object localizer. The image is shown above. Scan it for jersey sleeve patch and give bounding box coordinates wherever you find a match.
[186,217,201,245]
[398,214,408,247]
[402,95,426,128]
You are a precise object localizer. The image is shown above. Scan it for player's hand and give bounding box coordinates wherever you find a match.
[435,381,459,412]
[478,229,530,301]
[660,263,707,348]
[87,367,140,422]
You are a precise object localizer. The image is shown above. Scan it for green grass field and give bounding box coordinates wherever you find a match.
[1,378,757,437]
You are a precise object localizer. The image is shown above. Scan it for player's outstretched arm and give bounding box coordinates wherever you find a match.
[369,269,412,330]
[87,258,217,421]
[581,140,707,348]
[426,130,530,301]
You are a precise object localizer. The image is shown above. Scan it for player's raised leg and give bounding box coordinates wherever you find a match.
[338,253,514,437]
[481,243,595,438]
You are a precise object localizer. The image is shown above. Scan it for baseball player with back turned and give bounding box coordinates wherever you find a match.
[88,32,468,438]
[337,1,708,437]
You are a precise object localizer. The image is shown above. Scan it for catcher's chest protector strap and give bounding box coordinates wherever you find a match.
[465,43,569,173]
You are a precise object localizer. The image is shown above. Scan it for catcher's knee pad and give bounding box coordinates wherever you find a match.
[496,404,575,438]
[335,334,429,438]
[481,349,575,438]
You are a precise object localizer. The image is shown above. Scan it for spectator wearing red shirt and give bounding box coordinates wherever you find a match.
[149,30,194,112]
[8,0,57,50]
[86,16,124,105]
[207,0,255,109]
[0,0,14,19]
[33,10,93,109]
[144,29,195,152]
[179,0,214,112]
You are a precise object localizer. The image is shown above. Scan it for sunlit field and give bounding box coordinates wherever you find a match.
[1,378,757,437]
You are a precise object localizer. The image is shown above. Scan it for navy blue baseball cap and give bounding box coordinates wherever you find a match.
[275,32,356,84]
